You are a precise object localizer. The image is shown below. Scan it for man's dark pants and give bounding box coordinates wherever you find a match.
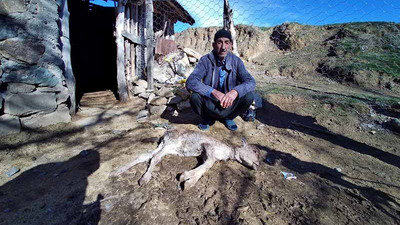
[190,92,254,121]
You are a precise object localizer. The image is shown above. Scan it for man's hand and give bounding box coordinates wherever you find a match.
[212,89,238,108]
[220,90,238,108]
[212,89,225,102]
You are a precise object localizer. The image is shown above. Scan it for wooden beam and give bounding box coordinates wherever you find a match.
[130,4,136,80]
[145,0,154,92]
[125,4,131,33]
[116,1,129,101]
[125,40,133,98]
[131,43,136,80]
[131,4,137,35]
[125,5,131,97]
[121,31,145,45]
[136,4,145,79]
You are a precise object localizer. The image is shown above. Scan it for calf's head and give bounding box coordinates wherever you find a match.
[235,138,260,170]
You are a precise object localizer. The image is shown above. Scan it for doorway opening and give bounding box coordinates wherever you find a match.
[68,0,118,104]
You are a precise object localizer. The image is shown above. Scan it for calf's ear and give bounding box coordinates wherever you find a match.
[241,137,248,146]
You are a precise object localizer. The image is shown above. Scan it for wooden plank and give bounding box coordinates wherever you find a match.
[136,4,145,78]
[130,4,136,79]
[131,42,136,79]
[125,4,131,33]
[131,4,136,35]
[125,40,133,97]
[116,1,129,101]
[121,31,145,45]
[145,0,154,91]
[167,19,174,40]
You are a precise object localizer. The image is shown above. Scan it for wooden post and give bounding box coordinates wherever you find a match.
[145,0,154,92]
[130,4,136,79]
[125,4,131,33]
[124,5,133,97]
[131,43,136,79]
[125,40,133,97]
[168,19,175,40]
[116,0,129,101]
[136,4,144,79]
[131,4,137,35]
[60,0,76,114]
[223,0,238,56]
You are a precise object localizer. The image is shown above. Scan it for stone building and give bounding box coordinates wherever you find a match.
[0,0,194,136]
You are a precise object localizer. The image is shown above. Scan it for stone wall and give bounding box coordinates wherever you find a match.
[0,0,71,136]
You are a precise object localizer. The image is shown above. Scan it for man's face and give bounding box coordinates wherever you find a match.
[213,37,232,60]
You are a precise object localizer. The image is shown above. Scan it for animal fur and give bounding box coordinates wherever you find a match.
[111,130,260,189]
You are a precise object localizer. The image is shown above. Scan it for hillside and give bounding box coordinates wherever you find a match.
[176,22,400,96]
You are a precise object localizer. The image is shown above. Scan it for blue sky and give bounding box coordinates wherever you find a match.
[90,0,400,32]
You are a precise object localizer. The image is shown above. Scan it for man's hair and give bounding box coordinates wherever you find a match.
[214,29,232,42]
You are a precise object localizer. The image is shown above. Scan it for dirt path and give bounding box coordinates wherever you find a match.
[1,78,399,225]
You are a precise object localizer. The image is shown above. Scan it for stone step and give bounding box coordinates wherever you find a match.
[79,90,118,107]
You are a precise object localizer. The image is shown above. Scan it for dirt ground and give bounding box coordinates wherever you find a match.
[1,72,400,225]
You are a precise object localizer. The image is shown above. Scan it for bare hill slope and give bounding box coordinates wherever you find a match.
[176,22,400,96]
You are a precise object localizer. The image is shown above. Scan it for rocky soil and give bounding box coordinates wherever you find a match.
[1,23,400,225]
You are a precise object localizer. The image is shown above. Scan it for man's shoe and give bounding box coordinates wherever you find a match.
[242,109,256,121]
[198,123,210,131]
[224,119,238,131]
[198,118,215,131]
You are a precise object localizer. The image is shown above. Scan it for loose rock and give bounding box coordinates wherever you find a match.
[168,95,183,105]
[149,105,167,116]
[183,47,202,60]
[150,97,168,106]
[175,88,190,100]
[0,114,21,136]
[146,93,156,104]
[133,79,147,88]
[157,86,174,98]
[139,91,152,99]
[134,86,146,95]
[136,110,149,120]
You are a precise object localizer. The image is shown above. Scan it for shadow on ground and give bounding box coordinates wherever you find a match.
[257,100,400,168]
[259,145,400,223]
[0,150,101,225]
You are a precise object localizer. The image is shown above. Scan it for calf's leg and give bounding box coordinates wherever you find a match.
[111,141,165,177]
[139,143,179,185]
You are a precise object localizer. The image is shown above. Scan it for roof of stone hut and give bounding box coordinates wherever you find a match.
[102,0,195,25]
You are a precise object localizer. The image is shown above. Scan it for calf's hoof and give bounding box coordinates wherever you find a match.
[179,171,191,182]
[138,173,151,186]
[183,177,199,190]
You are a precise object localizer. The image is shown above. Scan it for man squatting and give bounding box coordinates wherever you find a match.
[186,29,256,131]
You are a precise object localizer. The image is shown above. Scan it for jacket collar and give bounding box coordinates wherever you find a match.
[207,51,233,71]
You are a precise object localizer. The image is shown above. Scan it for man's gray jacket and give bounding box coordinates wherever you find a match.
[186,51,255,98]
